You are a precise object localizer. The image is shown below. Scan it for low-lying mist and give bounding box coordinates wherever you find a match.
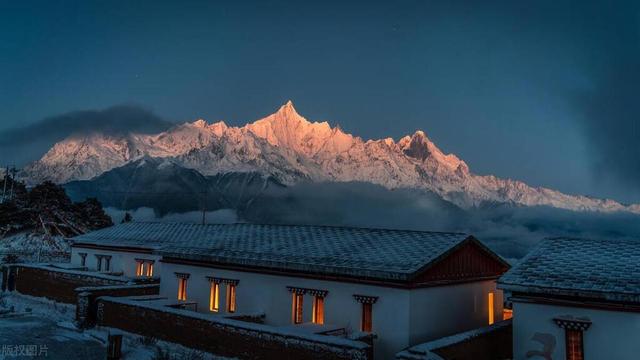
[101,181,640,261]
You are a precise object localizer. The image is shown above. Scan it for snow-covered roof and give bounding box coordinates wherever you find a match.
[71,222,479,282]
[498,237,640,303]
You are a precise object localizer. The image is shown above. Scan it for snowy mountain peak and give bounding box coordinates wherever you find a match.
[21,101,640,215]
[191,119,208,128]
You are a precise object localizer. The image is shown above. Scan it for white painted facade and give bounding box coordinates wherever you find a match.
[160,261,504,359]
[512,300,640,360]
[70,246,161,278]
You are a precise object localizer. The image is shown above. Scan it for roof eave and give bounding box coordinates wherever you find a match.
[499,282,640,305]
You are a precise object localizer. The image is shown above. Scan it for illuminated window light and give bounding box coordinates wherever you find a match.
[177,278,187,301]
[209,282,219,312]
[566,329,584,360]
[503,308,513,320]
[488,292,495,325]
[292,293,304,324]
[312,296,324,325]
[226,284,236,313]
[135,261,143,277]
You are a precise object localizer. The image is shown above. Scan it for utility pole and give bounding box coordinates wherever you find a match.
[201,188,207,225]
[1,166,7,204]
[8,166,17,200]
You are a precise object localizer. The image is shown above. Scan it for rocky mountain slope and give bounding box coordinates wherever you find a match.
[22,101,640,214]
[64,157,284,215]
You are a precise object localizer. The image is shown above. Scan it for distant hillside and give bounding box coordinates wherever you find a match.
[64,157,285,216]
[0,178,112,239]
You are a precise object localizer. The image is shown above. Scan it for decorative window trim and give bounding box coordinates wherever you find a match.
[135,258,155,264]
[206,276,239,286]
[175,272,190,280]
[553,317,592,331]
[353,294,378,304]
[286,286,328,298]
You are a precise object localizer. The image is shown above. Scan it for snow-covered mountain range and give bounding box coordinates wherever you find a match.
[22,101,640,214]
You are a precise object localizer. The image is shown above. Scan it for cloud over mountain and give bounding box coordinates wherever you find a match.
[0,105,172,166]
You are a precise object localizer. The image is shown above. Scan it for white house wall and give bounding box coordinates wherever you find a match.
[70,246,161,278]
[159,262,500,359]
[160,261,410,359]
[408,280,503,346]
[512,300,640,360]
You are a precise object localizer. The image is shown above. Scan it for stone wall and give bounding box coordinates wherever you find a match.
[75,284,160,328]
[396,320,512,360]
[97,296,372,360]
[3,264,128,304]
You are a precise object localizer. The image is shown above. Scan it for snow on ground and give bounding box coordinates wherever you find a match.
[0,293,234,360]
[0,232,70,263]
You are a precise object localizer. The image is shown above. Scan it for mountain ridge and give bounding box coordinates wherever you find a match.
[21,101,640,214]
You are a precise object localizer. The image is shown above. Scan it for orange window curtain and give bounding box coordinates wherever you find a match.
[177,278,187,301]
[488,292,495,325]
[226,284,236,313]
[292,293,304,324]
[312,296,324,325]
[135,261,143,276]
[566,330,584,360]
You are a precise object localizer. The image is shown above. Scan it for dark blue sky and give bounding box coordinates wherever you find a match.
[1,0,639,202]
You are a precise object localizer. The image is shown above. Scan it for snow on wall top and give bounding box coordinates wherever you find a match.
[498,237,640,303]
[71,222,472,282]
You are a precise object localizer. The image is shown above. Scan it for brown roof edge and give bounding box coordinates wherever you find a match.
[71,242,155,254]
[408,235,510,282]
[465,235,511,268]
[160,256,500,290]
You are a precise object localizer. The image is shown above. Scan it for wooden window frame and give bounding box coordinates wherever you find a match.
[292,293,304,324]
[177,278,187,301]
[226,284,236,313]
[135,259,155,277]
[361,302,373,332]
[95,255,102,271]
[553,317,591,360]
[312,296,324,325]
[353,294,377,333]
[104,256,111,272]
[565,329,584,360]
[175,273,190,301]
[135,260,143,277]
[209,282,220,312]
[79,253,87,267]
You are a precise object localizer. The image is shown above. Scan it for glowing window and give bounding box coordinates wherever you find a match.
[146,262,154,277]
[177,278,187,301]
[292,293,304,324]
[488,292,495,325]
[135,261,143,277]
[503,308,513,320]
[312,296,324,325]
[209,282,220,312]
[566,329,584,360]
[226,284,236,313]
[361,303,372,332]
